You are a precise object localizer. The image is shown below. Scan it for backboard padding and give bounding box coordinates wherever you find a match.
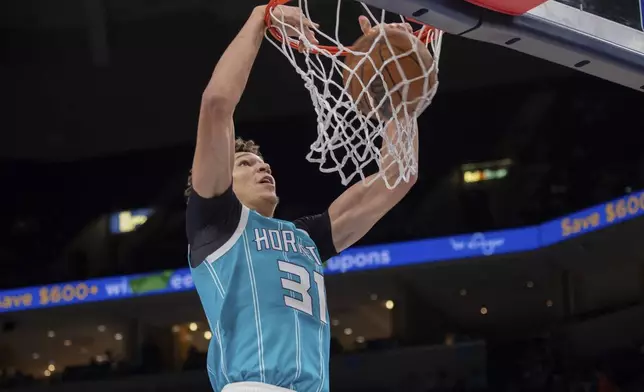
[360,0,644,91]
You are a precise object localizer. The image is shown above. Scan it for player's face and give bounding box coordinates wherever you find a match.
[232,152,278,212]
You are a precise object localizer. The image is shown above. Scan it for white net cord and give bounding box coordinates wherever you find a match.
[265,0,443,189]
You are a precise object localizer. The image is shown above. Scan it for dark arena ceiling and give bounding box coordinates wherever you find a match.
[0,0,578,161]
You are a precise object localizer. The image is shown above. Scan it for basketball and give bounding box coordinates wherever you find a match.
[342,27,437,117]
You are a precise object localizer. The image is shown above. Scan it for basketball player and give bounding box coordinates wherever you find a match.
[186,5,418,392]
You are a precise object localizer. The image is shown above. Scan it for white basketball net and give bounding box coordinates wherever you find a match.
[265,1,443,189]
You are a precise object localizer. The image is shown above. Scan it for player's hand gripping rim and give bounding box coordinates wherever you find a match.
[269,5,320,51]
[358,15,414,37]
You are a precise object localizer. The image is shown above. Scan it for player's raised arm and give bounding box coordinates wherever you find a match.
[191,7,266,198]
[191,6,318,198]
[324,17,422,252]
[327,118,419,252]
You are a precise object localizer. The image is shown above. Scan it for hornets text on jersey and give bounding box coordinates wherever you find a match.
[186,186,337,392]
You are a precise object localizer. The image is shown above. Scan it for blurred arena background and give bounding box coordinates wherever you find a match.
[2,0,644,391]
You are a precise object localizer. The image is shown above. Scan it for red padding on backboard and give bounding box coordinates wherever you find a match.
[464,0,549,15]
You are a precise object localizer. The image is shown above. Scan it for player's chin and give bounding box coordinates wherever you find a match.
[257,184,278,201]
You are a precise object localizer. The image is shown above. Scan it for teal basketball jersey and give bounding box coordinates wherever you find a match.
[187,189,332,392]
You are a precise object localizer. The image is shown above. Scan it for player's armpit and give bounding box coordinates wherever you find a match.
[187,186,243,266]
[294,212,338,262]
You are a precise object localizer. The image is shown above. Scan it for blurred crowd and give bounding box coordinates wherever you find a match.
[2,335,644,392]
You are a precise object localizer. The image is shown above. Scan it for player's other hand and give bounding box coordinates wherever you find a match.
[270,5,319,45]
[358,15,413,36]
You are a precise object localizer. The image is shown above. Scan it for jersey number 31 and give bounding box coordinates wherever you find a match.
[278,260,327,324]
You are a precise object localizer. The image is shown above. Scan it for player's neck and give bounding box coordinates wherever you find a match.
[257,209,275,218]
[247,200,277,218]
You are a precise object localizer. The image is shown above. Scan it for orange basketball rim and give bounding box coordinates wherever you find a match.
[264,0,440,55]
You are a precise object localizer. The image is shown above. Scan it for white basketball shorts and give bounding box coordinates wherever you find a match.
[222,382,294,392]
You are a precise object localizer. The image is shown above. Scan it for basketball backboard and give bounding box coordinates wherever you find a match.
[361,0,644,91]
[531,0,644,62]
[554,0,643,32]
